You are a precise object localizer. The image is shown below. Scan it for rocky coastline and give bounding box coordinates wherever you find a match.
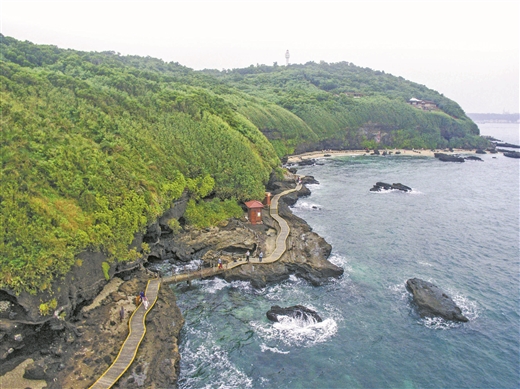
[0,174,342,388]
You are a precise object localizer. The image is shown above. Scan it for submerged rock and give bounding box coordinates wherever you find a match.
[266,305,322,323]
[406,278,468,322]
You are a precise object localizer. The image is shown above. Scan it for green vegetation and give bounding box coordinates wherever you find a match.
[205,61,488,151]
[0,35,488,294]
[102,262,110,281]
[0,35,278,293]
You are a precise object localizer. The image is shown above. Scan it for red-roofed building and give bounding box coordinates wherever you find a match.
[245,200,264,224]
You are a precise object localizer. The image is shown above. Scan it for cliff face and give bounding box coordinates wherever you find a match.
[0,177,342,388]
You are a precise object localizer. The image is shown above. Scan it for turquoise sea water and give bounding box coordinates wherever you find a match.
[173,123,519,389]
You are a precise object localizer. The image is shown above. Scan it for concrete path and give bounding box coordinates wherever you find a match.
[89,279,160,389]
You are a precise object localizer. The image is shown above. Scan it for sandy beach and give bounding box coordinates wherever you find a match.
[287,148,479,164]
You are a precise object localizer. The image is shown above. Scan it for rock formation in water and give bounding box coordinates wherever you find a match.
[406,278,468,322]
[503,151,520,159]
[266,305,322,323]
[434,153,465,162]
[0,174,343,388]
[370,182,412,192]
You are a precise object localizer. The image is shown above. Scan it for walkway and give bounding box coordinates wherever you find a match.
[89,279,160,389]
[89,182,300,388]
[162,182,302,284]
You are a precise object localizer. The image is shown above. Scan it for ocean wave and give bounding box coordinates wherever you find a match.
[291,200,323,210]
[179,341,253,389]
[388,281,409,301]
[252,316,337,348]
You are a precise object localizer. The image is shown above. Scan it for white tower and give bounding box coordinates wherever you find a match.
[285,50,290,66]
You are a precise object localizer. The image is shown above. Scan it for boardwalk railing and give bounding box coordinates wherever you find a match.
[89,279,160,389]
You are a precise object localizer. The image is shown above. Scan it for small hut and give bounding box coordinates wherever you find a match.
[263,192,272,207]
[244,200,264,225]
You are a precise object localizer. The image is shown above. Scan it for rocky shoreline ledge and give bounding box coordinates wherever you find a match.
[0,174,342,388]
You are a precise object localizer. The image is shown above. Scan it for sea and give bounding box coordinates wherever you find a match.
[171,123,519,389]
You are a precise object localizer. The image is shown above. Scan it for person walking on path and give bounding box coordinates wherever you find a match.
[119,306,125,323]
[246,250,250,262]
[218,258,223,269]
[259,251,263,262]
[139,291,149,309]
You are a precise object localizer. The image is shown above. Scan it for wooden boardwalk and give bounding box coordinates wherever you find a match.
[162,183,301,284]
[89,279,160,389]
[90,182,300,388]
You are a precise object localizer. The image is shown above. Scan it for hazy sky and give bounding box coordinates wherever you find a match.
[1,0,519,113]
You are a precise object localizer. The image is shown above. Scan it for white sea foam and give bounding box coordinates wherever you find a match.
[388,281,409,301]
[260,343,290,354]
[201,277,230,294]
[180,342,253,389]
[451,292,479,321]
[252,316,337,348]
[292,200,323,211]
[418,290,479,330]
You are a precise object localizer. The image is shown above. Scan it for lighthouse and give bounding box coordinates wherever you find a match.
[285,50,290,66]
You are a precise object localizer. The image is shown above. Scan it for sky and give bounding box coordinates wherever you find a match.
[1,0,519,114]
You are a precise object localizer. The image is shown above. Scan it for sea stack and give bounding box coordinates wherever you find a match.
[406,278,468,322]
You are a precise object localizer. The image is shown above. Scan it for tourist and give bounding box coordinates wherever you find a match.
[143,296,149,310]
[119,306,125,322]
[218,258,223,269]
[259,251,263,262]
[246,250,250,262]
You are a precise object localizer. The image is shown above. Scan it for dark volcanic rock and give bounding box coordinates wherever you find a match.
[370,182,411,192]
[475,149,486,154]
[406,278,468,322]
[266,305,322,323]
[464,156,483,161]
[298,158,316,166]
[434,153,465,162]
[496,142,520,149]
[504,151,520,159]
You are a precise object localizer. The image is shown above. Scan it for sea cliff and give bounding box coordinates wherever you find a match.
[0,175,341,388]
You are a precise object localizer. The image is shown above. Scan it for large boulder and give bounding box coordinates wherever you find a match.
[406,278,468,322]
[504,151,520,159]
[434,153,465,163]
[370,182,411,192]
[266,305,322,323]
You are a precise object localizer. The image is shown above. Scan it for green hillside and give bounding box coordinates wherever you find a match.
[0,35,488,294]
[0,35,279,293]
[205,61,487,154]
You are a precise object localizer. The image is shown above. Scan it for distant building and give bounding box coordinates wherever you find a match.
[409,98,438,111]
[285,50,290,66]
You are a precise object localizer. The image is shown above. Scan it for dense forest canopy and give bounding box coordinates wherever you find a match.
[0,35,488,294]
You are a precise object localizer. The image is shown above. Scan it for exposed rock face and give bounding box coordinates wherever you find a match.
[406,278,468,322]
[223,185,343,288]
[266,305,322,323]
[297,158,316,166]
[0,174,342,388]
[370,182,411,192]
